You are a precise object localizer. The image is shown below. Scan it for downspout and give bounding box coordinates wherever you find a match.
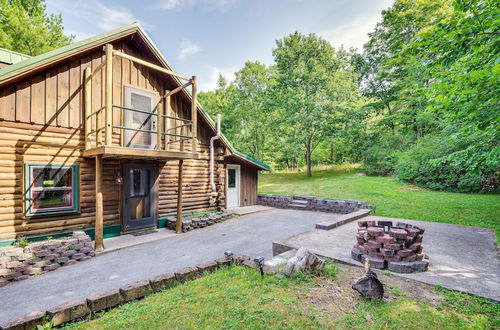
[209,114,221,206]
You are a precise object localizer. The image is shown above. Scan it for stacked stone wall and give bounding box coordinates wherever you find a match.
[0,231,94,287]
[257,194,375,214]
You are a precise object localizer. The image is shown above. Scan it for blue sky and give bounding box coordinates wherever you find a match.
[46,0,393,91]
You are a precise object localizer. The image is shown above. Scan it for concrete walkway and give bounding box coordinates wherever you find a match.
[274,216,500,301]
[0,209,341,323]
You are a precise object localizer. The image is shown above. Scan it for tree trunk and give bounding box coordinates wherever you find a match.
[305,136,312,177]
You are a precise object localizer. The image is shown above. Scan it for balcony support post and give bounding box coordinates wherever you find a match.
[175,159,184,233]
[191,76,198,153]
[95,154,104,251]
[164,90,170,150]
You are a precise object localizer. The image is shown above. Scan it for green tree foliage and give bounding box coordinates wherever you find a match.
[0,0,73,55]
[272,32,361,176]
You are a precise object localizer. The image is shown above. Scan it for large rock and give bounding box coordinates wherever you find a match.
[282,247,324,277]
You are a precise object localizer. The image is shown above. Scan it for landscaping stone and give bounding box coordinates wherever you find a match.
[174,266,200,283]
[196,261,218,273]
[215,257,231,268]
[387,261,415,273]
[150,273,177,292]
[233,254,251,265]
[120,280,152,302]
[242,259,257,268]
[43,263,60,272]
[87,289,121,313]
[282,247,324,277]
[0,310,46,330]
[47,299,89,326]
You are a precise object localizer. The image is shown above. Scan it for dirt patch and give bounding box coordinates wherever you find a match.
[305,263,443,319]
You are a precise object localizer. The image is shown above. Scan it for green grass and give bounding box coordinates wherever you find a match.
[63,266,499,329]
[259,165,500,241]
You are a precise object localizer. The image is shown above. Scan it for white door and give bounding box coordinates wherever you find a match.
[124,86,157,149]
[227,164,240,208]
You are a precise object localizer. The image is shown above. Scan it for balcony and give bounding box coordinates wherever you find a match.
[82,44,199,161]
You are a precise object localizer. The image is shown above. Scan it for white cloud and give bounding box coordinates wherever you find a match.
[319,12,382,50]
[64,29,93,42]
[177,40,202,60]
[157,0,238,13]
[67,0,152,31]
[200,65,238,92]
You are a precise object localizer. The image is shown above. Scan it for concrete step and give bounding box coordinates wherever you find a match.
[315,209,371,230]
[288,203,308,208]
[291,199,308,204]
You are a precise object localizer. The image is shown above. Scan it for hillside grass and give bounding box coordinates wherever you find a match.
[259,165,500,241]
[63,265,499,329]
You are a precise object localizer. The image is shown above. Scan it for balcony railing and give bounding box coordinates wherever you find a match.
[83,43,198,158]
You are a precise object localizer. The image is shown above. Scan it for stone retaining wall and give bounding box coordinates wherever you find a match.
[165,212,234,232]
[257,194,375,214]
[0,254,257,329]
[0,231,94,287]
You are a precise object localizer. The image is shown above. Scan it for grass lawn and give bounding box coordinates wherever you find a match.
[63,265,499,329]
[259,165,500,241]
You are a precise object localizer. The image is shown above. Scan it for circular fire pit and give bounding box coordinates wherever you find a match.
[351,220,429,273]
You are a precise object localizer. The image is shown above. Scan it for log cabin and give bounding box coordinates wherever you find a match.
[0,24,269,249]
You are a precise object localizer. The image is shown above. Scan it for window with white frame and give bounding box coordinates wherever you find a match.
[25,163,79,216]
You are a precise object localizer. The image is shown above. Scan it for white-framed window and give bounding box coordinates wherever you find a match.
[24,163,79,216]
[124,86,157,149]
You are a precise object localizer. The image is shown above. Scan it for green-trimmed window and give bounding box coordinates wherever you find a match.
[25,163,79,216]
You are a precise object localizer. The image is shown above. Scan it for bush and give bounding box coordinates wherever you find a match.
[395,128,499,193]
[363,134,412,176]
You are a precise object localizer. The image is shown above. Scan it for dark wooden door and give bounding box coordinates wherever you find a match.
[123,164,156,231]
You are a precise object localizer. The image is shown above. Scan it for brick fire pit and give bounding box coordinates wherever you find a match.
[351,220,429,273]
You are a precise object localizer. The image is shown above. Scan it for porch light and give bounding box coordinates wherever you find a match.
[254,256,265,277]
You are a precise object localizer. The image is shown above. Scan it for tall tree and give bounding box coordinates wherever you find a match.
[0,0,73,55]
[272,32,360,176]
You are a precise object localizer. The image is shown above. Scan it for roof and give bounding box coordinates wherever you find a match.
[0,47,31,65]
[0,23,270,171]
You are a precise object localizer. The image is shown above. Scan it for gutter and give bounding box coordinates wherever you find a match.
[209,114,222,205]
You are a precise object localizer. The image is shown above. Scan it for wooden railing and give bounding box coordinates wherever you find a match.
[83,43,198,154]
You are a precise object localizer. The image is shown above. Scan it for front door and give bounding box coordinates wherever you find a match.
[227,164,240,208]
[123,164,156,232]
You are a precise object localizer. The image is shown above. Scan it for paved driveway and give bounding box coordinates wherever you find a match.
[0,209,340,323]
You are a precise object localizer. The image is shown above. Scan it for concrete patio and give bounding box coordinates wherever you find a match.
[1,209,498,324]
[273,215,500,302]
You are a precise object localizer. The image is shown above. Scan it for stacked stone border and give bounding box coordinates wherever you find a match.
[0,231,94,287]
[257,194,376,214]
[165,212,234,232]
[0,254,260,329]
[351,220,429,273]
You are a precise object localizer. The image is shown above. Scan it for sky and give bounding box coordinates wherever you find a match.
[46,0,393,92]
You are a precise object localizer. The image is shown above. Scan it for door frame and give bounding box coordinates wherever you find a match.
[123,85,158,149]
[227,164,240,208]
[121,162,158,233]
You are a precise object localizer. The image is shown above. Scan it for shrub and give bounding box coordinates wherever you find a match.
[363,134,412,176]
[395,128,499,193]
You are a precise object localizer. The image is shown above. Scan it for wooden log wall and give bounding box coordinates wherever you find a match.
[0,37,227,240]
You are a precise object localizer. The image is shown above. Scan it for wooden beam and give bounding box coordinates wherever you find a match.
[84,68,92,150]
[164,90,170,150]
[82,145,200,160]
[191,76,198,153]
[95,154,104,250]
[113,50,190,81]
[104,44,113,146]
[175,159,184,233]
[164,81,192,97]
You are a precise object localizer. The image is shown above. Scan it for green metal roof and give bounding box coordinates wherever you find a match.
[0,23,270,170]
[0,23,139,80]
[0,47,31,65]
[234,151,270,170]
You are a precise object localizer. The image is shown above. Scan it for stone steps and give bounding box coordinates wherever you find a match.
[288,199,308,208]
